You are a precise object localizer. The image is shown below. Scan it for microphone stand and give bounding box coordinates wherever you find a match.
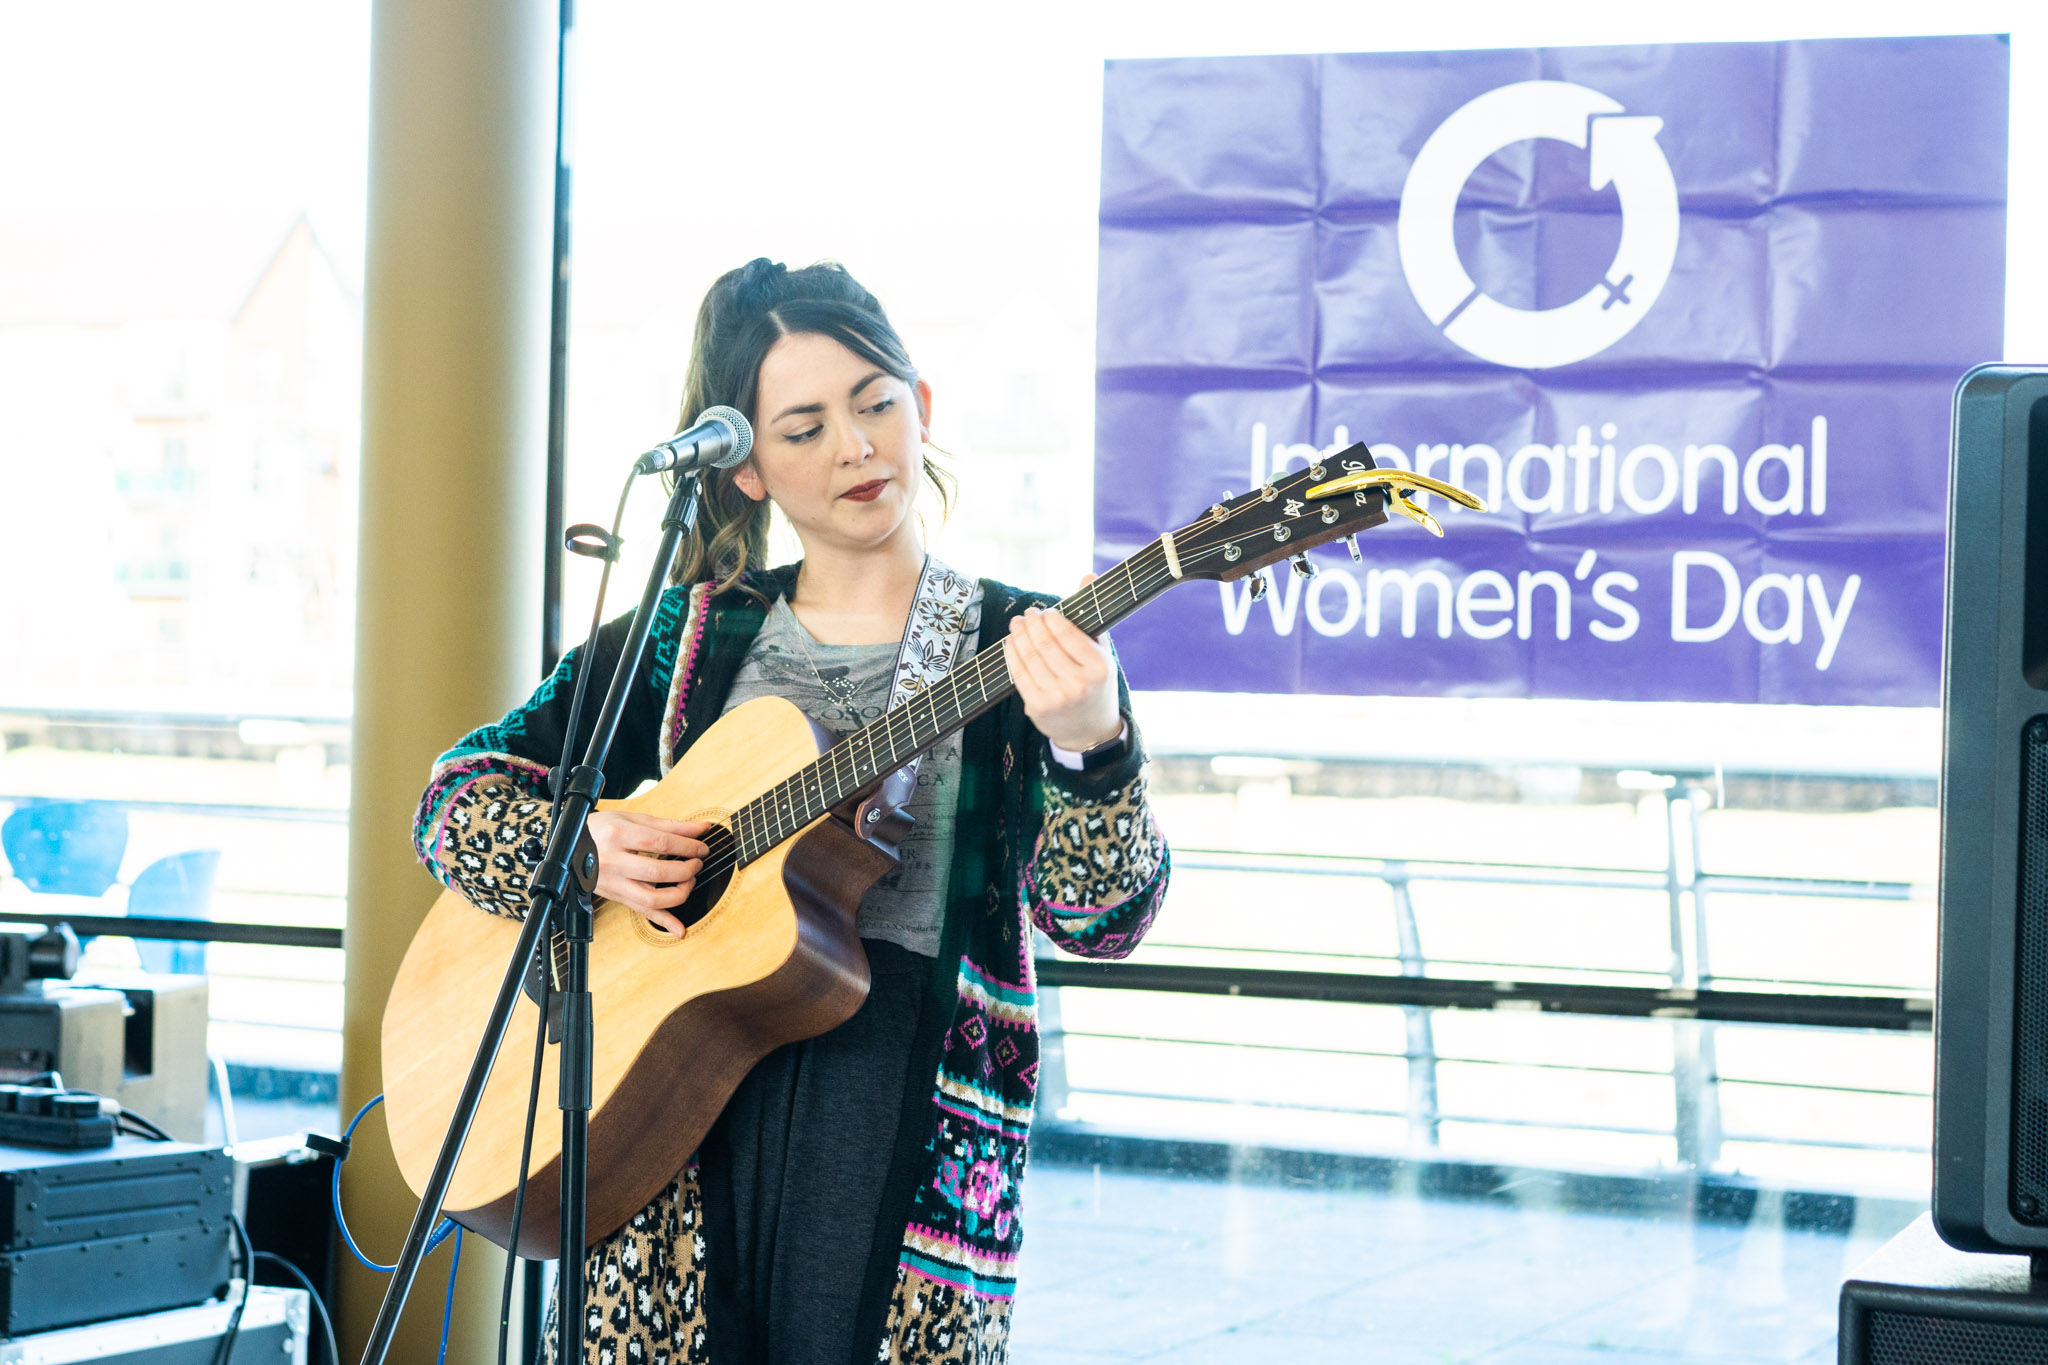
[360,471,706,1365]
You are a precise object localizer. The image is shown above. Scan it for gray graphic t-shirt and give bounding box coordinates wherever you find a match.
[720,592,982,958]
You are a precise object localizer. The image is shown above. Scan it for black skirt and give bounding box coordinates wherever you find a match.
[696,938,929,1365]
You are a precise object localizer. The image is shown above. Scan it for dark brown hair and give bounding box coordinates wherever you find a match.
[671,258,953,596]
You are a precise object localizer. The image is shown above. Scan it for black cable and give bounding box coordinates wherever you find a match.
[550,467,638,820]
[254,1250,340,1365]
[497,967,551,1365]
[117,1107,174,1141]
[211,1213,255,1365]
[533,468,637,1023]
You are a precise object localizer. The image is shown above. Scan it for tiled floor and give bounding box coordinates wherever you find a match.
[1010,1163,1918,1364]
[209,1089,1913,1364]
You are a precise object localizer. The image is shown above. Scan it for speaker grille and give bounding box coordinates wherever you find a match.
[2015,716,2048,1222]
[1869,1308,2048,1363]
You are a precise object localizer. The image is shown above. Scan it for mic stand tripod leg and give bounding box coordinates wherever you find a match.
[356,472,705,1365]
[357,891,556,1364]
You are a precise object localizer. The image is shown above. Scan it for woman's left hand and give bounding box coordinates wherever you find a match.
[1003,576,1122,754]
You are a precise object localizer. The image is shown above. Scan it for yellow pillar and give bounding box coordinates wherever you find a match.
[342,0,556,1360]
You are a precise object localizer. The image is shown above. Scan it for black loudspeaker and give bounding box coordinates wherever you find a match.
[1936,365,2048,1259]
[1841,1215,2048,1363]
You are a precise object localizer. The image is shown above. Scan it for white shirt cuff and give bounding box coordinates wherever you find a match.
[1048,721,1128,771]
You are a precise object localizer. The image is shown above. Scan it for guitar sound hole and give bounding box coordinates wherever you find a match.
[678,823,739,928]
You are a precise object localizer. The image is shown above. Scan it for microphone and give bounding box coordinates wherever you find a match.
[634,405,753,475]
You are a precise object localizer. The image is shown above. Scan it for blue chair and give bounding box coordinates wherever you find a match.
[0,801,128,896]
[129,850,221,976]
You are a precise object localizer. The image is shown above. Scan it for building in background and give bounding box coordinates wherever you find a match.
[0,214,359,722]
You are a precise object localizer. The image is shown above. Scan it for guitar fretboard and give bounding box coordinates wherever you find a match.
[723,551,1168,865]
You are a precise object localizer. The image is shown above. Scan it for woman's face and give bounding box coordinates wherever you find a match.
[733,331,931,557]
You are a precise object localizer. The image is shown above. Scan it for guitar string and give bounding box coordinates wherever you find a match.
[696,479,1375,885]
[672,563,1158,888]
[719,539,1177,860]
[730,485,1292,832]
[546,488,1369,968]
[684,504,1337,886]
[769,475,1356,824]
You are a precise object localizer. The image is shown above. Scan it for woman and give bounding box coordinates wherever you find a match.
[412,258,1169,1365]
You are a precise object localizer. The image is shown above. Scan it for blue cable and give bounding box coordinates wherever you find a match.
[331,1095,457,1272]
[437,1227,464,1365]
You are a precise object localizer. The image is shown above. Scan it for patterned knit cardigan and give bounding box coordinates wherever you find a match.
[411,566,1169,1365]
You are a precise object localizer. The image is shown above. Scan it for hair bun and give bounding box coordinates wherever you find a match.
[732,257,788,313]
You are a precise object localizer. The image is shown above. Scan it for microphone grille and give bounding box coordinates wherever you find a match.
[698,406,753,467]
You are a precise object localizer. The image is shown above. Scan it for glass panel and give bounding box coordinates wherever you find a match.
[0,6,369,1143]
[1032,1004,1927,1361]
[1048,998,1929,1198]
[557,5,2007,1361]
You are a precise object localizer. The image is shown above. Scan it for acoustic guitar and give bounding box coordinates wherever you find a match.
[380,449,1485,1255]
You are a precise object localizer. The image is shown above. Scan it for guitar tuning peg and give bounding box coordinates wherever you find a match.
[1248,571,1269,601]
[1289,553,1316,580]
[1345,535,1362,562]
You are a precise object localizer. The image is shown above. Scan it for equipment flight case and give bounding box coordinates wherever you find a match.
[0,1286,307,1364]
[0,1138,234,1336]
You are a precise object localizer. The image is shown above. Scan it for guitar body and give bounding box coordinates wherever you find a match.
[381,696,892,1256]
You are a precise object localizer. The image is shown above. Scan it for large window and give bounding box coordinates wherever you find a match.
[0,2,370,1137]
[549,4,2039,1361]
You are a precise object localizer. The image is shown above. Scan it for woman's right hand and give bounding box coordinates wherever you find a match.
[585,811,712,938]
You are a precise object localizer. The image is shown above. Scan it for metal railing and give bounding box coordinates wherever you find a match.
[1034,774,1934,1177]
[0,789,347,1053]
[1,773,1937,1179]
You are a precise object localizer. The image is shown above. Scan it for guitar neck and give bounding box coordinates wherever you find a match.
[725,542,1175,863]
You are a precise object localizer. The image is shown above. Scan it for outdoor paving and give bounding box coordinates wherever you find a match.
[1010,1163,1915,1364]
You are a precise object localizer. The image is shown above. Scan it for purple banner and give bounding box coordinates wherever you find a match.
[1095,38,2008,705]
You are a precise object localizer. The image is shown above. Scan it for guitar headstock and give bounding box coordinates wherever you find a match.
[1166,443,1391,582]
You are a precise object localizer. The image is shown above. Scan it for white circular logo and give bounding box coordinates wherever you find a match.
[1397,80,1680,370]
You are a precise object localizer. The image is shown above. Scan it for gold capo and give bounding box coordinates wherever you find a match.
[1305,470,1490,538]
